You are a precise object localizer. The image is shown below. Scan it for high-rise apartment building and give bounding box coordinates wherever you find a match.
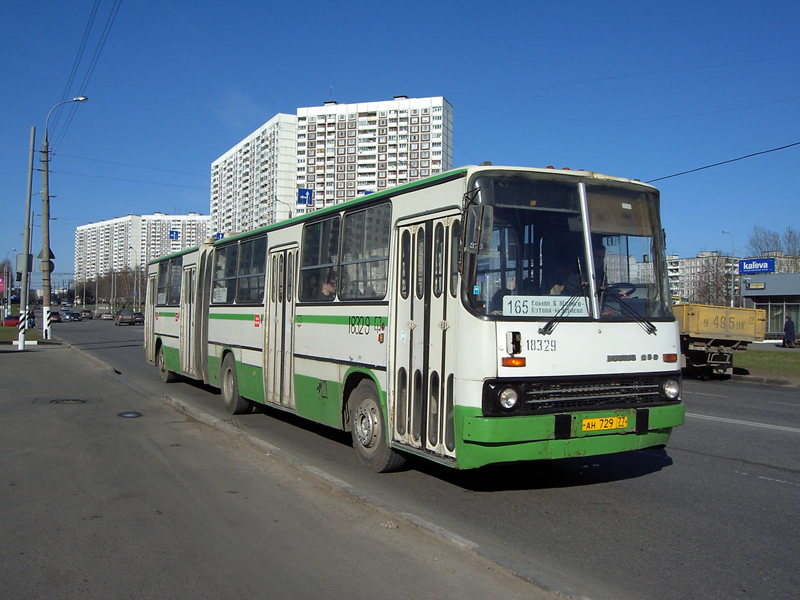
[210,96,453,235]
[211,113,297,235]
[74,213,211,284]
[296,95,453,211]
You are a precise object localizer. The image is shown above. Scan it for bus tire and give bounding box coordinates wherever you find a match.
[221,354,250,415]
[350,380,405,473]
[157,346,176,383]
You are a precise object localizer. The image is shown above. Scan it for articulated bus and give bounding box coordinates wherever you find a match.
[145,165,685,471]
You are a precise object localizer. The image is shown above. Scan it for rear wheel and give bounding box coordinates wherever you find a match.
[350,380,405,472]
[221,354,250,415]
[157,346,176,383]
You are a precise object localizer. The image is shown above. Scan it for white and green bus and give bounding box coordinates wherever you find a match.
[145,165,684,471]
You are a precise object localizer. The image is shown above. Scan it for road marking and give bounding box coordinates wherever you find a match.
[686,412,800,433]
[735,471,800,488]
[683,391,727,398]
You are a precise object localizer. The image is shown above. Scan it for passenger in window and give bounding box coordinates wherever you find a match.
[319,271,337,301]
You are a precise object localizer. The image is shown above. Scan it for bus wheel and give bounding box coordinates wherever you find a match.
[157,346,176,384]
[221,354,250,415]
[350,380,405,472]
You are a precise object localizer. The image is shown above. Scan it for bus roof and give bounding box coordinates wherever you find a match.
[148,164,657,264]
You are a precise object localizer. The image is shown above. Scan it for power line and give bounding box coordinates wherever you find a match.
[646,141,800,183]
[53,0,123,150]
[49,169,208,190]
[52,0,100,135]
[54,153,208,177]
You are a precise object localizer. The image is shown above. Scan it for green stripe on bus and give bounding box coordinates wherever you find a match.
[209,313,263,321]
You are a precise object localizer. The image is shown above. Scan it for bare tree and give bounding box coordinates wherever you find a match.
[692,254,731,306]
[746,226,782,257]
[782,226,800,270]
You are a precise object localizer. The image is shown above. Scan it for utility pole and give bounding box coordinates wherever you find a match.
[17,127,36,350]
[40,96,87,339]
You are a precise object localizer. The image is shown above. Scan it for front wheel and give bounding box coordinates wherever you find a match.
[350,380,405,472]
[221,354,251,415]
[157,346,176,383]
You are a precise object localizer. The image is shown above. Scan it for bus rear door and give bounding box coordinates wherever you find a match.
[179,265,196,378]
[265,246,297,409]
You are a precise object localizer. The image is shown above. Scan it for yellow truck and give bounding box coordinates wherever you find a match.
[672,303,767,377]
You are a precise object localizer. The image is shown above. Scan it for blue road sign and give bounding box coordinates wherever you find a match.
[298,188,313,206]
[169,230,179,241]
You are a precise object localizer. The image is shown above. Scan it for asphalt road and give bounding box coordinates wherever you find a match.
[37,319,800,599]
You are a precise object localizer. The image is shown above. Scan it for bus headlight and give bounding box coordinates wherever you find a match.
[498,387,519,410]
[661,379,680,400]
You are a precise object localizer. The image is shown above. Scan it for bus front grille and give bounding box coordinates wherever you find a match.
[482,374,679,416]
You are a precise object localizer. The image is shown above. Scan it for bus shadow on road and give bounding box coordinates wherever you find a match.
[411,448,674,492]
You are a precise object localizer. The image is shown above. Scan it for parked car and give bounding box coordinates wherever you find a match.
[3,314,21,327]
[115,308,137,326]
[63,311,82,322]
[50,311,62,323]
[79,309,93,319]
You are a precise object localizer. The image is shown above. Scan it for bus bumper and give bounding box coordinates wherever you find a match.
[455,403,685,470]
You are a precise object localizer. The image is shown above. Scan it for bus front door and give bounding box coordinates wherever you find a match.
[265,246,297,409]
[394,216,458,460]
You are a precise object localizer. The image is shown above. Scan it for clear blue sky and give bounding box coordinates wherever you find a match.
[2,0,798,287]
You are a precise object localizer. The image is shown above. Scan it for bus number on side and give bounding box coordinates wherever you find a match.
[348,316,383,335]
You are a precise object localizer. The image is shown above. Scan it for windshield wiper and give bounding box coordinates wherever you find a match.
[598,274,657,335]
[538,282,589,335]
[539,257,590,336]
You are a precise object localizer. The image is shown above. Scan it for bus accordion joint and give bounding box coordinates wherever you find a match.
[502,356,527,367]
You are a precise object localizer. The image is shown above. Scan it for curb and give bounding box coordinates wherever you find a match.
[731,374,795,387]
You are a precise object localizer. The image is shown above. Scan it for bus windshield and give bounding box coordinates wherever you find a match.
[463,173,672,321]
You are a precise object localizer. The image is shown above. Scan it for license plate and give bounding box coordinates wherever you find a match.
[582,416,628,432]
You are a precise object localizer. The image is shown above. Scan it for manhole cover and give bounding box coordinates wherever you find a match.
[118,411,143,418]
[50,399,88,405]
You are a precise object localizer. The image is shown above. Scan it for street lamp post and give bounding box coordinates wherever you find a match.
[40,96,88,339]
[722,230,735,307]
[274,199,294,222]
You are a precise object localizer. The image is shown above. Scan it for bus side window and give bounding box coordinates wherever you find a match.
[212,244,238,304]
[299,216,340,302]
[340,202,390,300]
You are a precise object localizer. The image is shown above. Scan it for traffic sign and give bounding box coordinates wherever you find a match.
[297,188,313,205]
